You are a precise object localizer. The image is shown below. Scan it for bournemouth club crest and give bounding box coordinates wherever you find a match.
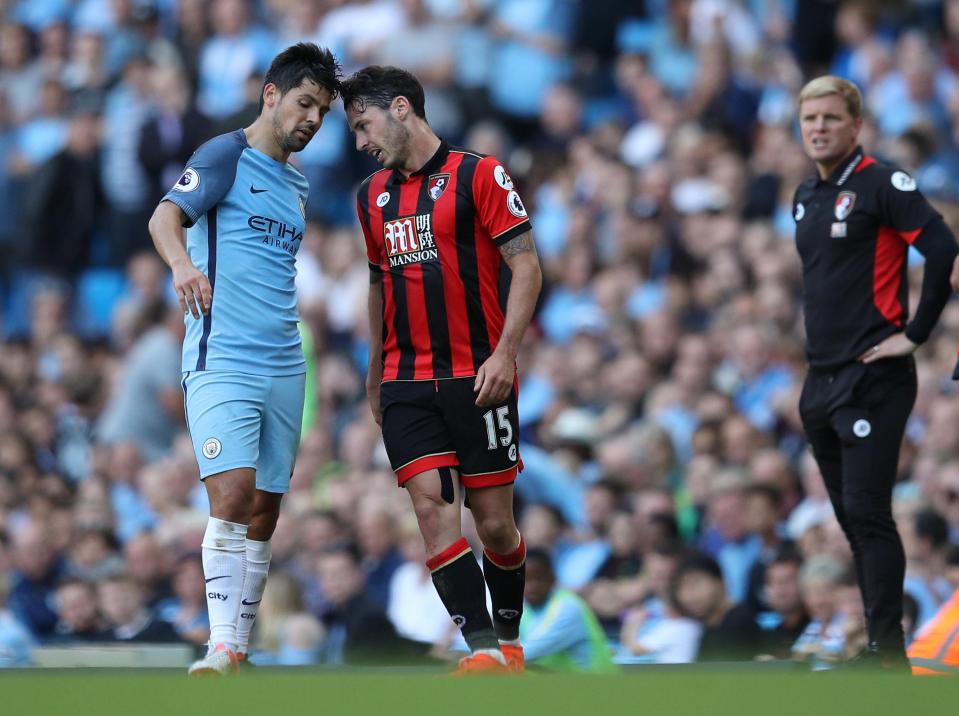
[834,191,856,221]
[428,173,451,201]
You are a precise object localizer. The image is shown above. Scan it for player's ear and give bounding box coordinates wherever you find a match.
[392,95,409,121]
[262,82,278,109]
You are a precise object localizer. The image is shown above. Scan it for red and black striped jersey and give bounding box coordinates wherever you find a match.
[357,141,532,382]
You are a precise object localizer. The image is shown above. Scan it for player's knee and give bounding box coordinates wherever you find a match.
[249,508,280,539]
[211,490,254,525]
[475,514,517,552]
[411,491,445,522]
[843,501,893,533]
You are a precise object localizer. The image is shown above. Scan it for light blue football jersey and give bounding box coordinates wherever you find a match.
[163,130,308,376]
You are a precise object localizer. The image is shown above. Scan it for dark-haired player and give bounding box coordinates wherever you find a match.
[148,43,341,676]
[343,66,542,673]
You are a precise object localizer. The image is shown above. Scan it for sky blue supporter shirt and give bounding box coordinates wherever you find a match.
[162,129,308,376]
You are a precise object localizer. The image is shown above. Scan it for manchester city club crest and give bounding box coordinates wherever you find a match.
[834,191,856,221]
[428,173,451,201]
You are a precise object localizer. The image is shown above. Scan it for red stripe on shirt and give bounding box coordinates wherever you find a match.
[874,226,908,327]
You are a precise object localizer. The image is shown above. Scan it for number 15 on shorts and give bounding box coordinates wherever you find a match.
[483,406,512,450]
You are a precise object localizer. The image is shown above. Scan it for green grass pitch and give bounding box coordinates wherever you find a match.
[2,669,958,716]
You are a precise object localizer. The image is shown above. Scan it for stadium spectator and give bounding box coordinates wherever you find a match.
[7,521,64,639]
[156,554,209,646]
[137,64,213,208]
[97,573,180,643]
[742,484,794,612]
[902,508,953,629]
[196,0,275,120]
[21,109,103,279]
[387,521,450,649]
[354,502,403,611]
[791,556,850,670]
[520,548,618,673]
[249,569,325,666]
[316,543,421,665]
[95,299,184,462]
[672,551,761,662]
[0,572,34,666]
[617,541,700,664]
[49,578,105,643]
[64,528,124,583]
[755,548,809,660]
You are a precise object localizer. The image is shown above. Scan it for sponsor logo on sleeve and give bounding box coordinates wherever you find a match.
[493,165,514,190]
[891,171,916,191]
[506,190,527,218]
[173,168,200,193]
[853,419,871,438]
[794,203,805,221]
[376,191,391,207]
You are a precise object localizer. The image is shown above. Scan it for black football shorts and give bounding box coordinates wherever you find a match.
[379,377,521,488]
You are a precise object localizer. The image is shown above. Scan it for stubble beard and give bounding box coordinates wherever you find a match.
[381,117,411,170]
[273,112,305,155]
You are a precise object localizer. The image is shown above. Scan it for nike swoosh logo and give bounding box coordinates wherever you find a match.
[250,185,268,193]
[241,599,261,606]
[205,575,231,583]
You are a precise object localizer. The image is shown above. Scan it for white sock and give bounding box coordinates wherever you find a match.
[235,538,272,654]
[474,648,507,665]
[201,517,248,652]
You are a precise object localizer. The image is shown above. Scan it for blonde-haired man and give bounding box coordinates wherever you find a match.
[793,75,958,670]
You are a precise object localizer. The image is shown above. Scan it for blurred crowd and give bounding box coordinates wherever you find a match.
[4,0,959,671]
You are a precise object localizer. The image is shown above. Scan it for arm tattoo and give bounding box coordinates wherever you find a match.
[499,232,537,260]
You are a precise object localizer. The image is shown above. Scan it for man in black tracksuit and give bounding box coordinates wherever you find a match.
[793,76,959,669]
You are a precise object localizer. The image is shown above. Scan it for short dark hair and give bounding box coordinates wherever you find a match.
[340,65,427,120]
[525,548,554,576]
[321,540,362,565]
[768,544,803,570]
[673,551,723,583]
[260,43,341,112]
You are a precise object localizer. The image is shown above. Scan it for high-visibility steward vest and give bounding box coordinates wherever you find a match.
[908,589,959,676]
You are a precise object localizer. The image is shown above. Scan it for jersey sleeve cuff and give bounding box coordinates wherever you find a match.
[904,322,929,345]
[162,195,202,228]
[368,261,382,273]
[492,220,532,247]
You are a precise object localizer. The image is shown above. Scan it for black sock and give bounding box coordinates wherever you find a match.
[427,537,498,652]
[483,533,526,642]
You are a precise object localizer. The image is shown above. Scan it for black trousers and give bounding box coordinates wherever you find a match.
[799,356,917,650]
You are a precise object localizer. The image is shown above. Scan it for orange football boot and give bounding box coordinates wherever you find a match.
[500,644,525,673]
[454,651,510,675]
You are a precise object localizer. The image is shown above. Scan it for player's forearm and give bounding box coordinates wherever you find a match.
[496,245,542,361]
[906,217,959,344]
[148,201,191,270]
[367,272,385,377]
